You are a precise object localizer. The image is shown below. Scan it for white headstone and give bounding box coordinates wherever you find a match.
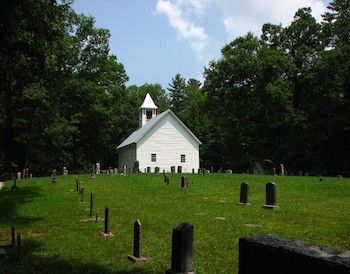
[17,172,21,180]
[63,167,68,176]
[96,163,100,175]
[0,182,3,190]
[280,164,285,176]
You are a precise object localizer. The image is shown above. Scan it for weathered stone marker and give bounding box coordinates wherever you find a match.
[133,160,139,173]
[128,220,147,263]
[166,222,194,274]
[51,169,57,183]
[147,166,151,173]
[177,166,182,174]
[11,226,16,247]
[171,166,175,174]
[238,234,350,274]
[101,207,112,236]
[63,167,68,176]
[155,167,160,174]
[75,179,79,192]
[123,165,127,175]
[239,182,250,205]
[89,192,95,217]
[16,232,21,259]
[80,186,84,202]
[192,168,194,174]
[181,176,188,189]
[263,182,278,209]
[90,165,96,179]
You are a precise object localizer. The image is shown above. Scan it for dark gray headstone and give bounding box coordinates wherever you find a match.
[181,176,188,189]
[89,192,95,217]
[80,186,84,202]
[166,223,194,274]
[147,167,151,173]
[16,232,21,259]
[104,207,111,234]
[51,170,57,183]
[155,167,160,174]
[171,166,175,174]
[238,234,350,274]
[239,182,250,205]
[263,182,278,209]
[192,168,195,174]
[128,220,147,262]
[177,166,182,174]
[11,226,16,247]
[75,179,79,192]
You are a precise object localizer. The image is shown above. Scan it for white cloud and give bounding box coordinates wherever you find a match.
[215,0,327,40]
[155,0,209,58]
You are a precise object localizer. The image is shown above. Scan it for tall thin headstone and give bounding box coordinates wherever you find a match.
[263,182,278,209]
[181,176,188,189]
[177,166,182,174]
[90,165,96,179]
[63,167,68,176]
[280,163,284,175]
[171,166,175,174]
[147,167,151,173]
[89,192,94,217]
[133,161,139,173]
[11,226,16,247]
[80,186,84,202]
[127,220,147,262]
[96,163,100,175]
[16,232,21,259]
[123,165,127,176]
[101,207,113,236]
[51,170,57,183]
[238,182,250,205]
[166,223,194,274]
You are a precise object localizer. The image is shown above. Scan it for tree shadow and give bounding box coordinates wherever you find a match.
[0,238,158,274]
[0,184,44,226]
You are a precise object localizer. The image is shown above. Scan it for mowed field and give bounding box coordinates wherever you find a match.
[0,173,349,273]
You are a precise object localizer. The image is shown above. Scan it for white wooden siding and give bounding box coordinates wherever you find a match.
[137,114,199,172]
[118,144,136,170]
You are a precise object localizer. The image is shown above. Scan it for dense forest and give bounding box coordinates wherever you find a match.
[0,0,349,176]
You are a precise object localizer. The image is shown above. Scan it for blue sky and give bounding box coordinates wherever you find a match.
[73,0,331,89]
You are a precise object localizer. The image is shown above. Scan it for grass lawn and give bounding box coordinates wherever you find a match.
[0,173,349,273]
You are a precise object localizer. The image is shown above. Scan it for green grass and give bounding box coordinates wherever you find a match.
[0,173,349,273]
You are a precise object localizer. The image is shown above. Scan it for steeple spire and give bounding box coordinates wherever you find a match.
[139,93,158,127]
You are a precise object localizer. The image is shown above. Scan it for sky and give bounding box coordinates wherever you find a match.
[73,0,332,88]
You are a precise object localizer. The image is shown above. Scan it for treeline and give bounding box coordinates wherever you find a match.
[0,0,349,175]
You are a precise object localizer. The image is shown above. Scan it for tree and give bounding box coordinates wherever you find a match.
[167,74,186,114]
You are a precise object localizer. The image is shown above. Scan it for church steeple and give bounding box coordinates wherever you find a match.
[139,93,158,127]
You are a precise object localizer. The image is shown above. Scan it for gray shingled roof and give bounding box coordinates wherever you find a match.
[116,109,201,150]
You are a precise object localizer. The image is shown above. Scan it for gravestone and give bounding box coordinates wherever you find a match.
[263,182,278,209]
[96,163,100,175]
[17,172,21,180]
[127,220,147,262]
[171,166,175,174]
[11,226,16,247]
[0,182,3,190]
[272,167,276,176]
[226,169,233,174]
[133,161,139,173]
[164,175,170,185]
[80,186,84,202]
[166,223,194,274]
[51,170,57,183]
[280,164,284,175]
[299,171,302,176]
[90,165,96,179]
[75,179,79,192]
[147,167,151,173]
[155,167,160,174]
[63,167,68,176]
[89,192,95,217]
[123,165,127,176]
[101,207,112,236]
[192,168,195,174]
[238,234,350,274]
[16,232,21,259]
[239,182,250,205]
[181,176,188,189]
[177,166,182,174]
[114,168,118,175]
[210,167,214,173]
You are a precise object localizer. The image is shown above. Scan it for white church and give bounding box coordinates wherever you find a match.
[117,93,201,173]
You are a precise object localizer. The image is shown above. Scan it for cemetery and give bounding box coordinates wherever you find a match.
[0,171,349,273]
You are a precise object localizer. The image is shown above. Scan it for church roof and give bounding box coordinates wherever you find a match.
[139,93,158,109]
[117,109,201,150]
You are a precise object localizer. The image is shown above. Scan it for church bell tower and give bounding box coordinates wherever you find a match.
[139,93,158,127]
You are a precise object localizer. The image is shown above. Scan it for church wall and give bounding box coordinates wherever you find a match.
[137,114,200,172]
[117,144,136,171]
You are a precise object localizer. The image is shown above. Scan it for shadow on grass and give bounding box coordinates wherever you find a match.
[0,239,157,274]
[0,185,44,226]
